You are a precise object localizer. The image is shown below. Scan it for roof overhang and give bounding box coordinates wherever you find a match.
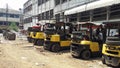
[65,0,120,15]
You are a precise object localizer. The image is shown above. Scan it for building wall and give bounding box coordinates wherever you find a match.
[0,8,20,27]
[38,0,54,14]
[23,0,99,30]
[54,0,98,14]
[67,0,120,24]
[23,0,38,30]
[38,0,55,25]
[54,0,98,22]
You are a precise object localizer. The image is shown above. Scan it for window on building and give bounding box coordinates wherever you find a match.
[62,0,67,3]
[46,11,49,20]
[24,17,32,23]
[55,14,60,22]
[55,0,60,6]
[50,9,53,19]
[0,13,6,17]
[9,14,14,18]
[0,21,4,25]
[110,4,120,19]
[79,11,90,22]
[93,7,106,21]
[38,14,42,21]
[14,15,20,18]
[41,13,45,20]
[38,0,49,6]
[38,0,42,6]
[42,0,44,4]
[24,4,32,13]
[0,13,19,18]
[69,14,77,22]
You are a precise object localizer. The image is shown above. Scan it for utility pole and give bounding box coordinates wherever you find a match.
[41,0,42,25]
[49,0,50,23]
[45,0,47,24]
[19,8,23,29]
[6,4,8,26]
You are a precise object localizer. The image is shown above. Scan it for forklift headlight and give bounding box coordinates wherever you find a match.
[44,39,47,41]
[71,35,73,38]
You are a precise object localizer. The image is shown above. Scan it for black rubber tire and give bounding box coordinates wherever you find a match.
[43,43,51,50]
[29,38,33,43]
[37,39,44,46]
[81,50,91,60]
[33,39,37,45]
[27,37,32,43]
[27,37,30,43]
[102,55,106,64]
[51,44,60,52]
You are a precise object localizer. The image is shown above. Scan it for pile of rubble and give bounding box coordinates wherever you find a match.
[3,30,16,40]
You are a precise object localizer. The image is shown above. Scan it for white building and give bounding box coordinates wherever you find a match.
[0,8,20,29]
[54,0,98,22]
[23,0,120,30]
[65,0,120,23]
[37,0,55,25]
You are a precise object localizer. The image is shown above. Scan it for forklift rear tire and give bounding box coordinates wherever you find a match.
[33,39,37,45]
[81,50,91,60]
[43,43,51,50]
[37,40,44,46]
[51,44,60,52]
[28,38,32,43]
[102,55,106,64]
[36,40,40,46]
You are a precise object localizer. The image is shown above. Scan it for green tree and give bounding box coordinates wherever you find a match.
[9,22,18,32]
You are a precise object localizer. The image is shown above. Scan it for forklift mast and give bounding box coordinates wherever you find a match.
[55,22,73,39]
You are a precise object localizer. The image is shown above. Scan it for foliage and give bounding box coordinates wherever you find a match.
[9,22,18,32]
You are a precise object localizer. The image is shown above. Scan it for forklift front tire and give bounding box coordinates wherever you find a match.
[51,44,60,52]
[33,39,37,45]
[81,50,91,60]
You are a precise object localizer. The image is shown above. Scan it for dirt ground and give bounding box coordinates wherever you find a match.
[0,34,112,68]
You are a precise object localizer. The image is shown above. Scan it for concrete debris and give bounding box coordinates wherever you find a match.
[35,62,45,66]
[21,57,27,60]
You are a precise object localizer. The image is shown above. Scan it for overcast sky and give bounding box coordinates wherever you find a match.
[0,0,28,10]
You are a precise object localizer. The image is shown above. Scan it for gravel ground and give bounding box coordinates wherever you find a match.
[0,34,113,68]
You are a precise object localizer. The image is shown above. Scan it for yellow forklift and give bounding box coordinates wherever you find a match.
[31,23,45,46]
[44,23,56,39]
[27,27,34,43]
[71,22,103,59]
[44,22,73,52]
[44,23,56,44]
[32,23,56,46]
[102,21,120,67]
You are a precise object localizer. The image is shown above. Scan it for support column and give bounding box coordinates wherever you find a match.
[90,10,93,22]
[106,6,110,21]
[77,13,80,22]
[60,0,63,22]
